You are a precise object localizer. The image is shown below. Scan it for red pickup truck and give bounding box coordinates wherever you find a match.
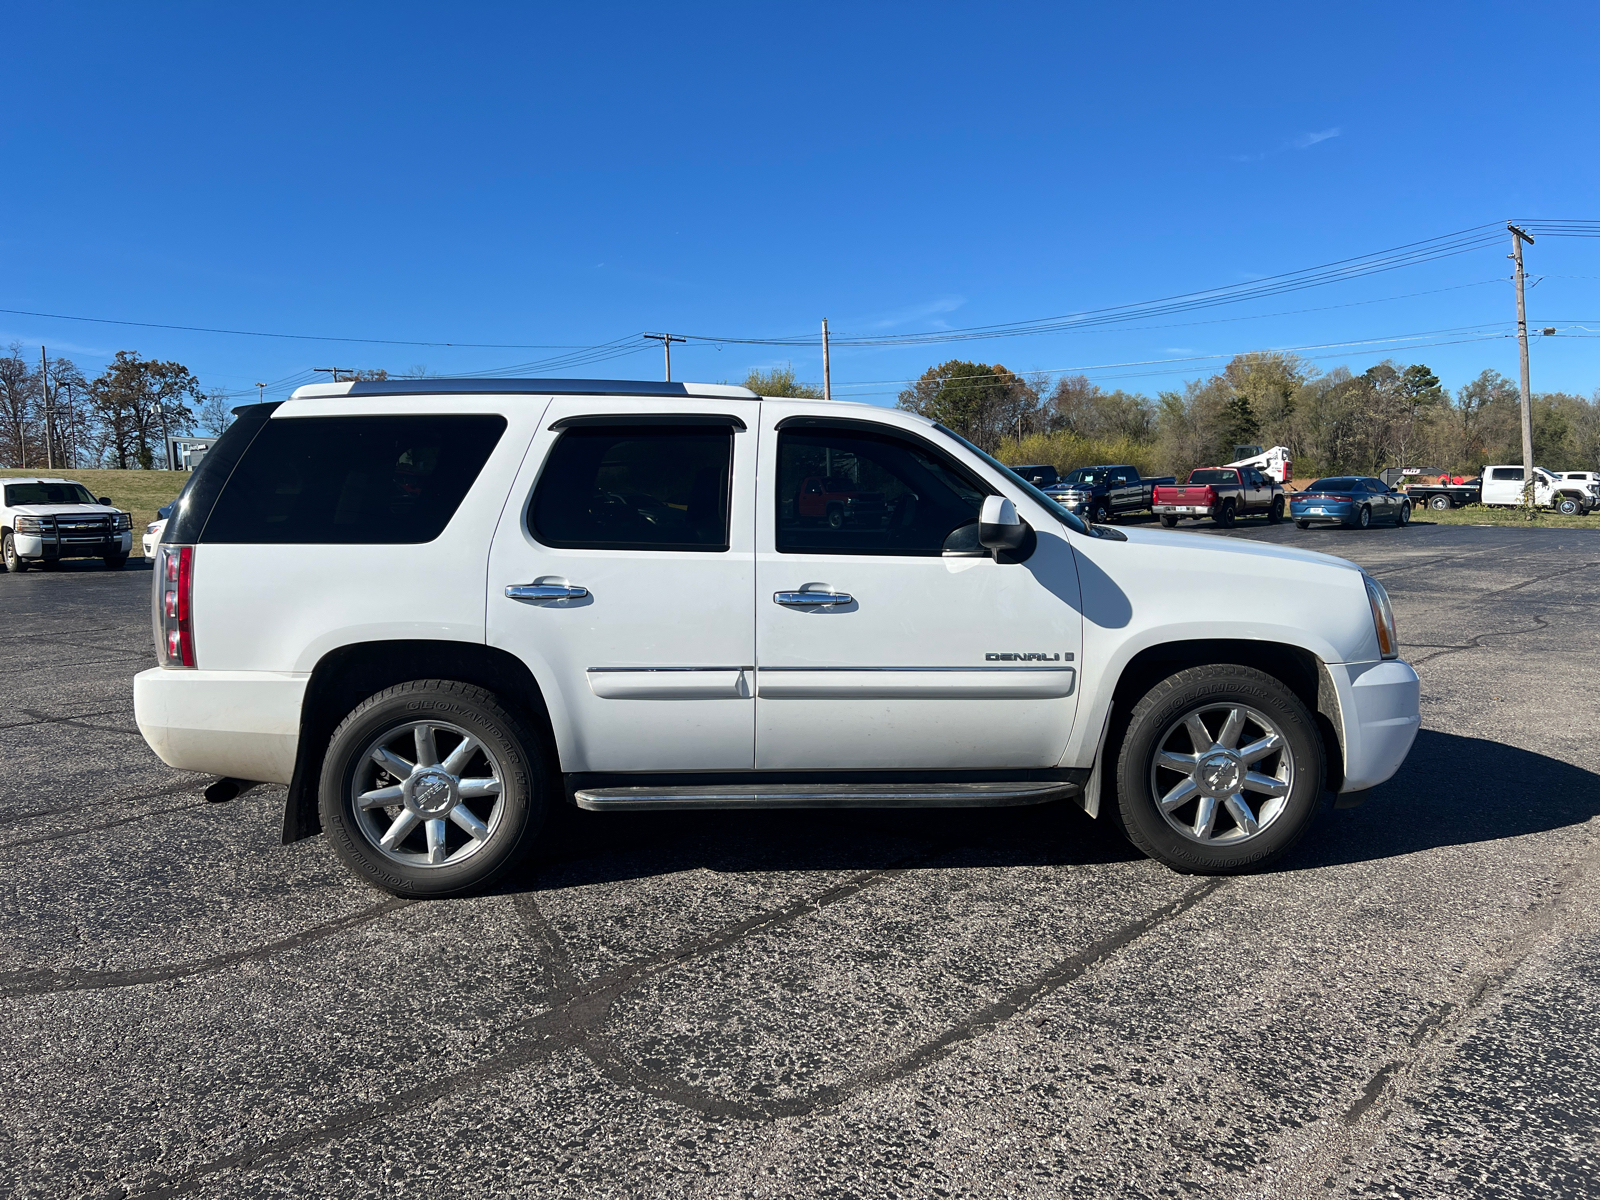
[1152,467,1285,528]
[796,476,889,528]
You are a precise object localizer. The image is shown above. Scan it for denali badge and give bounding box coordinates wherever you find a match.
[986,652,1064,662]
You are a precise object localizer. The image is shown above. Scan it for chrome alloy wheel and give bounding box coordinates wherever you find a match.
[350,720,506,868]
[1148,703,1294,846]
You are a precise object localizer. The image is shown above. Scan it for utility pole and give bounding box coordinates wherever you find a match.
[643,333,685,382]
[822,319,832,402]
[255,382,266,402]
[313,368,355,383]
[40,347,57,470]
[1508,223,1536,511]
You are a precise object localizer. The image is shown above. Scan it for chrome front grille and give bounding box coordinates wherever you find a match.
[42,516,114,543]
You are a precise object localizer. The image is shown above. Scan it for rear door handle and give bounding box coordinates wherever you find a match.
[774,591,853,607]
[506,583,589,602]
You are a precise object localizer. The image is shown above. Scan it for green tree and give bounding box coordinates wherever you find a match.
[897,360,1038,451]
[87,351,201,469]
[742,363,822,398]
[1221,394,1261,449]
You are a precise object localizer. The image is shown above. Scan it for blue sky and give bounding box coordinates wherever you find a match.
[4,1,1599,411]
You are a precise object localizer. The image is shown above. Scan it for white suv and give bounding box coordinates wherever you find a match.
[1,478,134,571]
[133,379,1420,897]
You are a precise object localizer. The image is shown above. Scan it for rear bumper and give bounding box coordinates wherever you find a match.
[1330,659,1421,791]
[134,667,307,784]
[1290,508,1353,525]
[1153,504,1211,516]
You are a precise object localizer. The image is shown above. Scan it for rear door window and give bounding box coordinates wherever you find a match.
[529,425,732,551]
[199,414,506,544]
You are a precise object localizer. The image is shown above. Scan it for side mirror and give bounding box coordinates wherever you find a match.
[979,496,1027,551]
[97,496,112,506]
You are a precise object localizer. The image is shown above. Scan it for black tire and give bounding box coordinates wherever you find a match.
[1556,495,1582,516]
[1356,505,1372,529]
[319,680,548,899]
[826,505,844,530]
[1215,501,1236,529]
[1429,494,1451,511]
[1266,496,1284,524]
[1112,664,1326,874]
[1396,502,1411,526]
[1159,515,1179,528]
[1090,501,1109,524]
[1295,520,1311,530]
[2,532,25,573]
[103,553,128,569]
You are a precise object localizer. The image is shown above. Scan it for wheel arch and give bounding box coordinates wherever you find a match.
[281,639,556,843]
[1080,637,1345,818]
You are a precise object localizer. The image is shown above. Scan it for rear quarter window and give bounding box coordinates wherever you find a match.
[199,414,506,544]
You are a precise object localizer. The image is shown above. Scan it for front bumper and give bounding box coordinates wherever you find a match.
[1329,659,1421,791]
[14,531,132,559]
[134,667,308,784]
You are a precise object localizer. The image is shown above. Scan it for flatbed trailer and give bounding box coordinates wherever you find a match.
[1404,480,1481,510]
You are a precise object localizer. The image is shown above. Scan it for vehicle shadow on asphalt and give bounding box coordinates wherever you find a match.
[509,800,1145,892]
[1286,729,1600,870]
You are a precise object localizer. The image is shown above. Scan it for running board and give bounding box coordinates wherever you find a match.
[573,781,1077,812]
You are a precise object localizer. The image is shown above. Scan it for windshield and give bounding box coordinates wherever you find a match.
[1062,468,1105,485]
[1307,478,1361,492]
[5,482,97,506]
[934,425,1089,535]
[1187,469,1239,486]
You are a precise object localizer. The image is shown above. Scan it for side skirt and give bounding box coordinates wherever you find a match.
[564,768,1087,812]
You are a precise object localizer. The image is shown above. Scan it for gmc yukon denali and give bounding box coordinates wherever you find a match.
[134,379,1420,898]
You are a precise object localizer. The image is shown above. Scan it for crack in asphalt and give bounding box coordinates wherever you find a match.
[0,898,416,999]
[125,871,1226,1197]
[0,777,216,836]
[1315,828,1600,1189]
[0,705,130,732]
[1405,614,1551,667]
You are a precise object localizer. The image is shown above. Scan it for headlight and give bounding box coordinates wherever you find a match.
[115,512,132,531]
[1364,573,1399,660]
[14,516,42,533]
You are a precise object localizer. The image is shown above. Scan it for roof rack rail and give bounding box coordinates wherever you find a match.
[289,378,759,401]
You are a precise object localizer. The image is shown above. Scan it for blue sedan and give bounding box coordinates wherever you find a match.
[1290,476,1412,530]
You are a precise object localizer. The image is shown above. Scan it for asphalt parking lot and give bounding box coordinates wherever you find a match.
[2,519,1598,1199]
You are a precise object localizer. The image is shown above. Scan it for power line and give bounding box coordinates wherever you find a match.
[0,306,605,350]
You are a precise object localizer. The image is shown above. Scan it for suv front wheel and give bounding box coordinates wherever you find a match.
[319,680,547,898]
[1113,664,1326,874]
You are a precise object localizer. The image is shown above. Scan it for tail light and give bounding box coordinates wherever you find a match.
[154,545,196,668]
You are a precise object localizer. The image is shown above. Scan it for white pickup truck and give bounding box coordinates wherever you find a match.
[1,477,134,571]
[1481,465,1595,515]
[133,380,1420,897]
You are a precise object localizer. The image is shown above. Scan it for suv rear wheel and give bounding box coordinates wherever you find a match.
[1112,664,1325,874]
[319,680,547,898]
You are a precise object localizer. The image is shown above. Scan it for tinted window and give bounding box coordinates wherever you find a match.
[1188,469,1240,485]
[1308,478,1361,491]
[201,415,506,544]
[530,425,731,551]
[778,425,987,556]
[1490,467,1523,481]
[4,482,97,506]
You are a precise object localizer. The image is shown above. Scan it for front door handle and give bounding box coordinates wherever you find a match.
[774,590,853,608]
[506,583,589,602]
